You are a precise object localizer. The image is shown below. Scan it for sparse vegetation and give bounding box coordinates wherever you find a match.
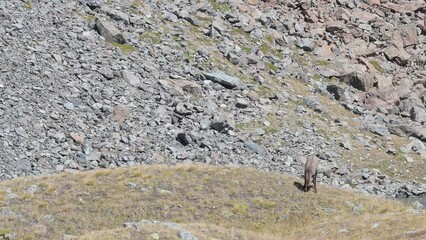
[0,164,424,239]
[75,11,96,21]
[195,14,212,22]
[256,85,273,98]
[312,73,322,81]
[232,202,249,215]
[265,35,274,44]
[265,62,279,72]
[23,0,33,9]
[292,53,309,66]
[259,43,284,59]
[130,0,145,8]
[183,51,191,60]
[230,27,249,37]
[369,60,385,73]
[254,199,278,209]
[315,59,333,68]
[207,0,231,11]
[241,46,252,54]
[111,43,137,54]
[139,31,161,45]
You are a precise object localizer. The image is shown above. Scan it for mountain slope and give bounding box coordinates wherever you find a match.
[0,0,425,214]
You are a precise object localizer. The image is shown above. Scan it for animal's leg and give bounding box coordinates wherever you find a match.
[304,173,308,191]
[313,171,318,193]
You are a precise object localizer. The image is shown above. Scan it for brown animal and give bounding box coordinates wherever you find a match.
[303,155,319,193]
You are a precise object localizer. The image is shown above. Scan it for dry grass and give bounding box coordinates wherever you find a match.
[0,164,424,239]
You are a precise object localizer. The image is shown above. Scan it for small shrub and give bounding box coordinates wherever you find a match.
[369,60,385,73]
[232,202,249,215]
[24,1,33,9]
[265,62,279,72]
[111,43,137,54]
[254,199,278,209]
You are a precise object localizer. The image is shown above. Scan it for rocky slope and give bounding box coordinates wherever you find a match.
[0,0,425,199]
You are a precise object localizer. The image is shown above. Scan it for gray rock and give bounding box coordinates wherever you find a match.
[296,38,315,51]
[79,0,102,8]
[388,119,426,141]
[184,16,201,26]
[363,123,390,137]
[95,18,126,44]
[326,85,348,101]
[226,52,239,65]
[303,96,326,113]
[405,156,414,163]
[176,133,192,146]
[163,12,178,22]
[197,48,209,57]
[63,102,75,110]
[210,113,235,133]
[208,26,221,38]
[410,106,426,124]
[319,70,340,78]
[383,46,410,66]
[296,105,307,113]
[340,139,352,150]
[175,103,192,116]
[43,214,55,223]
[339,72,373,92]
[200,118,211,130]
[401,137,426,154]
[126,182,138,189]
[361,169,370,180]
[56,165,64,172]
[122,70,140,86]
[27,185,38,194]
[178,230,198,240]
[326,21,346,33]
[87,151,101,161]
[336,166,348,176]
[250,28,263,38]
[244,141,263,154]
[101,6,129,23]
[236,98,249,108]
[203,71,244,89]
[211,19,226,35]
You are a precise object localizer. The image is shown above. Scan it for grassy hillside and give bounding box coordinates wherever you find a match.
[0,164,424,240]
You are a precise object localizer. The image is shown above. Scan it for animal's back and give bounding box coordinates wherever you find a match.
[305,155,319,173]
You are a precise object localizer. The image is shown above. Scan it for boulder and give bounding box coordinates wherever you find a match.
[363,123,390,136]
[383,45,410,66]
[95,18,126,44]
[393,25,418,48]
[203,71,245,89]
[376,75,393,89]
[100,6,129,23]
[339,72,373,91]
[325,21,346,33]
[210,112,235,133]
[410,106,426,124]
[382,1,426,14]
[122,70,140,86]
[388,119,426,141]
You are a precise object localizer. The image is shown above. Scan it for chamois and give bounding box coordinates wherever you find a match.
[303,155,319,193]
